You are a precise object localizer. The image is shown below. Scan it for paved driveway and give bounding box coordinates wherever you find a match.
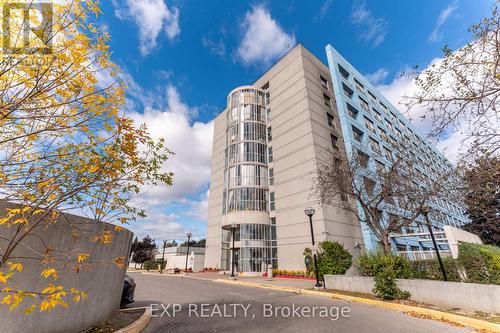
[127,272,473,333]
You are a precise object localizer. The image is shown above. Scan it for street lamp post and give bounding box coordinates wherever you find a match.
[184,232,192,273]
[305,207,322,288]
[160,240,166,273]
[422,206,447,281]
[230,222,237,279]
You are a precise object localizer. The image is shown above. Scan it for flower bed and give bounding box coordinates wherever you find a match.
[263,270,316,280]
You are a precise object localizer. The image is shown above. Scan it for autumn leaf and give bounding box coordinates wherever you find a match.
[40,268,59,281]
[7,262,24,272]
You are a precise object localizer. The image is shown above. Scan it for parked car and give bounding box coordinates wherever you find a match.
[121,275,136,305]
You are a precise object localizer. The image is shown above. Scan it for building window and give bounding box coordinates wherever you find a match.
[330,134,339,150]
[323,93,332,108]
[357,150,369,168]
[327,113,335,127]
[370,137,380,153]
[265,91,271,105]
[270,192,275,211]
[378,127,388,141]
[359,97,369,112]
[346,103,359,119]
[385,119,393,131]
[380,102,388,113]
[364,177,376,196]
[352,126,364,142]
[368,91,377,103]
[338,64,350,79]
[268,146,273,163]
[267,127,272,142]
[269,168,274,185]
[373,109,382,122]
[364,117,375,132]
[354,78,364,92]
[375,160,385,173]
[342,83,353,98]
[225,188,268,213]
[384,147,393,161]
[320,75,329,90]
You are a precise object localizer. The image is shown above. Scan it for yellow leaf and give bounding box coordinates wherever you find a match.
[24,304,36,314]
[40,268,58,281]
[114,225,124,232]
[76,253,89,263]
[7,262,23,272]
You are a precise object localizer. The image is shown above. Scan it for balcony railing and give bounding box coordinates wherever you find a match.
[397,250,452,261]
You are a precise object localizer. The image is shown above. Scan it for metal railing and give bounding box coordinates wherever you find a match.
[397,250,452,261]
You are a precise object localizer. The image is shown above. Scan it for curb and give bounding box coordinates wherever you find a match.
[216,279,500,332]
[115,307,152,333]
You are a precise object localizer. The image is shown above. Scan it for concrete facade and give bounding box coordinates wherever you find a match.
[205,45,364,272]
[324,275,500,313]
[0,201,133,333]
[325,45,470,252]
[155,246,206,271]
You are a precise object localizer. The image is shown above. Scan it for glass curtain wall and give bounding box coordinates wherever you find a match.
[221,87,271,272]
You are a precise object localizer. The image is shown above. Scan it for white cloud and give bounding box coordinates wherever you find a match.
[131,211,204,241]
[365,68,389,85]
[114,0,180,55]
[236,5,296,66]
[374,58,470,163]
[317,0,334,20]
[351,1,388,48]
[202,37,226,57]
[428,2,458,42]
[127,85,213,205]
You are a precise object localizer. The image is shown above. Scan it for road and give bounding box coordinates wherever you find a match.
[127,272,473,333]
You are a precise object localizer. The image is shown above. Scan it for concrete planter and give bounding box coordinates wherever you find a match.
[324,275,500,314]
[0,201,133,333]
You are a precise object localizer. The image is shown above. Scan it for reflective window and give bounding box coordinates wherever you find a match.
[225,188,268,212]
[226,142,267,165]
[226,165,268,187]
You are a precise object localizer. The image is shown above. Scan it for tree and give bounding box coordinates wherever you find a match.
[179,238,205,247]
[164,240,178,248]
[132,236,157,268]
[0,1,173,313]
[405,2,500,158]
[304,241,352,278]
[314,144,459,253]
[461,156,500,246]
[130,237,140,255]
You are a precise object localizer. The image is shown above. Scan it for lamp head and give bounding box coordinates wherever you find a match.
[187,232,192,238]
[304,207,315,217]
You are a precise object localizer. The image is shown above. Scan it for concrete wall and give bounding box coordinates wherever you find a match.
[324,275,500,313]
[0,201,133,333]
[155,252,206,271]
[444,225,483,258]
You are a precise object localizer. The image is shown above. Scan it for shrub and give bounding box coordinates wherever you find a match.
[356,251,412,278]
[373,267,411,300]
[457,243,500,284]
[410,257,461,282]
[357,252,411,300]
[304,241,353,279]
[143,260,166,271]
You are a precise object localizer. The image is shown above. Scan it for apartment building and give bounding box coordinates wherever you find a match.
[205,45,364,272]
[204,44,469,273]
[325,45,469,253]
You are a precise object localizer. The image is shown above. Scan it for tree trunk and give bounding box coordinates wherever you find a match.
[380,233,392,254]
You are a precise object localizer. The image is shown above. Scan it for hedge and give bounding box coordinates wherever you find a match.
[457,243,500,285]
[409,257,461,282]
[143,259,167,271]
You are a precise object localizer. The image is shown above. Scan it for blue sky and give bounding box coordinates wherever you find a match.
[94,0,494,242]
